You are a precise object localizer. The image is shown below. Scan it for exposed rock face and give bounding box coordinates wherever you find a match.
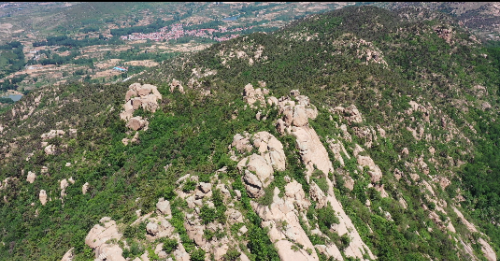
[126,116,147,131]
[60,248,74,261]
[451,207,497,260]
[156,198,171,216]
[353,126,375,148]
[145,216,174,241]
[41,130,65,140]
[226,208,244,224]
[312,179,376,259]
[479,238,497,261]
[44,144,56,155]
[252,186,317,261]
[85,217,124,260]
[344,105,363,124]
[39,190,47,205]
[68,129,77,138]
[233,130,288,199]
[170,79,185,94]
[252,131,286,171]
[241,154,274,186]
[60,179,69,198]
[357,155,383,183]
[27,171,36,183]
[434,26,453,43]
[251,88,375,260]
[243,83,267,108]
[231,132,253,153]
[275,93,318,134]
[292,126,334,179]
[120,83,162,123]
[481,101,492,111]
[243,170,264,198]
[94,244,126,261]
[328,138,349,166]
[82,182,89,195]
[122,132,140,146]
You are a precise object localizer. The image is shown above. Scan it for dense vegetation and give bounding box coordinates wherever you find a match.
[1,5,500,261]
[0,41,25,85]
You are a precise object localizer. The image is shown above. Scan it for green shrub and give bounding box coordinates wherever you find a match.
[161,238,178,253]
[317,203,340,233]
[200,205,217,224]
[223,248,241,261]
[183,180,197,193]
[190,248,206,261]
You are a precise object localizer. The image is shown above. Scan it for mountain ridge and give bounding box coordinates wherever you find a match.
[0,5,500,261]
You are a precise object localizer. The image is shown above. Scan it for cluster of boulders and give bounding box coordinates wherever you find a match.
[232,131,286,198]
[331,105,363,124]
[60,82,498,261]
[172,173,249,260]
[170,79,185,94]
[239,85,375,260]
[433,26,453,43]
[40,129,77,155]
[85,217,125,261]
[242,83,269,109]
[217,45,267,68]
[120,83,162,131]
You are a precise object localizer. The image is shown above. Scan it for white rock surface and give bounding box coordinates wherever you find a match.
[27,171,36,183]
[39,190,47,205]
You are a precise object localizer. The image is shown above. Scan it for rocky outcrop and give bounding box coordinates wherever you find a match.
[145,216,174,241]
[170,79,185,94]
[327,138,349,167]
[479,238,497,261]
[231,132,253,153]
[27,171,36,183]
[357,155,383,183]
[60,179,69,198]
[453,207,497,260]
[292,126,333,179]
[353,126,376,148]
[311,179,376,259]
[121,132,139,146]
[68,129,77,138]
[242,170,265,198]
[126,116,148,131]
[44,144,56,155]
[344,105,363,124]
[239,154,273,185]
[233,130,288,198]
[41,130,65,140]
[82,182,89,195]
[120,83,161,127]
[39,190,47,205]
[251,185,317,261]
[94,244,125,261]
[252,131,286,171]
[243,83,267,108]
[156,198,171,216]
[85,217,124,261]
[60,248,74,261]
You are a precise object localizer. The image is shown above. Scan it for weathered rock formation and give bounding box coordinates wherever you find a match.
[85,217,125,261]
[41,130,65,140]
[27,171,36,183]
[119,83,161,130]
[39,190,47,206]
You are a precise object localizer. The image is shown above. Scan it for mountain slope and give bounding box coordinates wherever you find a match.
[0,5,500,261]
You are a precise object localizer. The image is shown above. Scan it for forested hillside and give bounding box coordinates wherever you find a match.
[1,6,500,261]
